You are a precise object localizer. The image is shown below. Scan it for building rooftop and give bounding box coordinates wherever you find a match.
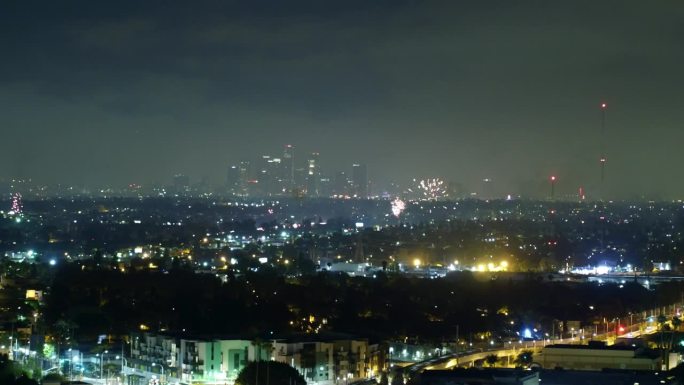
[542,342,660,360]
[544,343,640,351]
[538,368,677,385]
[412,368,539,384]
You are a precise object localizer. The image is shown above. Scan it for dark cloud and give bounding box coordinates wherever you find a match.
[1,0,683,198]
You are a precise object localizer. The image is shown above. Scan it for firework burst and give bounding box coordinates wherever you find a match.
[391,197,406,217]
[10,192,22,214]
[408,178,448,200]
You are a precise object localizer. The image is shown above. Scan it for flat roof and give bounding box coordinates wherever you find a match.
[419,368,539,380]
[544,343,639,351]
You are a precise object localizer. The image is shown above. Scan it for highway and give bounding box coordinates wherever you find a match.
[402,308,678,375]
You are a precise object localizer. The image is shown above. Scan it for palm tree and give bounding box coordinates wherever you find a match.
[251,339,263,385]
[236,361,306,385]
[668,316,683,365]
[485,354,499,367]
[513,351,533,368]
[250,339,273,385]
[390,371,404,385]
[658,314,667,350]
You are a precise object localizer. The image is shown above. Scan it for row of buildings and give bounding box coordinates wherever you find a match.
[125,332,387,385]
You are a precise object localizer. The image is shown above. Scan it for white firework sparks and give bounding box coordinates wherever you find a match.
[408,178,448,200]
[391,198,406,217]
[10,192,22,214]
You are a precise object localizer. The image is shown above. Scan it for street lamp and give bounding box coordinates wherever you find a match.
[99,350,115,383]
[121,356,133,385]
[152,362,165,384]
[67,348,74,380]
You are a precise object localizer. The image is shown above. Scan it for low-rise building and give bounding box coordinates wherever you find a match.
[540,342,661,371]
[126,332,386,384]
[179,337,264,383]
[409,368,679,385]
[538,368,678,385]
[272,338,335,382]
[127,333,265,384]
[127,333,181,384]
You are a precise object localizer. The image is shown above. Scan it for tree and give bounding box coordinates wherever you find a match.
[51,318,78,361]
[514,350,533,368]
[0,356,38,385]
[390,371,404,385]
[485,354,499,367]
[93,249,103,266]
[236,361,305,385]
[15,374,39,385]
[669,317,683,353]
[0,356,21,385]
[658,314,668,351]
[41,373,66,383]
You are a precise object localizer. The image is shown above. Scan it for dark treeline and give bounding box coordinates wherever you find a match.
[43,265,683,345]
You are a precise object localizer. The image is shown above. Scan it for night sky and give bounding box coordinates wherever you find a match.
[1,1,683,198]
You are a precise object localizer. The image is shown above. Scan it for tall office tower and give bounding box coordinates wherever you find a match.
[282,144,295,191]
[265,157,282,196]
[173,174,190,194]
[194,176,210,195]
[333,171,350,196]
[306,152,320,197]
[256,155,272,196]
[293,164,307,197]
[238,161,251,196]
[318,175,332,197]
[226,165,240,195]
[352,163,368,198]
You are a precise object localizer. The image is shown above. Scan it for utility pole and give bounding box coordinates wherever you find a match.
[599,102,607,197]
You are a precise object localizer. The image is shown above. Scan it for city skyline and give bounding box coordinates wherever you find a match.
[1,1,683,199]
[4,2,684,385]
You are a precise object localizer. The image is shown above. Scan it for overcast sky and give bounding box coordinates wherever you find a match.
[1,1,683,198]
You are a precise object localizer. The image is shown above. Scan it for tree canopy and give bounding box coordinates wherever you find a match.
[514,350,534,368]
[236,361,306,385]
[0,355,38,385]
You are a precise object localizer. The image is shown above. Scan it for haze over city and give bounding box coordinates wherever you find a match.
[5,3,684,385]
[2,1,684,199]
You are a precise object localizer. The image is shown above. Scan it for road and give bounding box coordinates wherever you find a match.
[403,309,677,374]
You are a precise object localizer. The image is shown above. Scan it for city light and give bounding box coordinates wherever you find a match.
[1,5,682,383]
